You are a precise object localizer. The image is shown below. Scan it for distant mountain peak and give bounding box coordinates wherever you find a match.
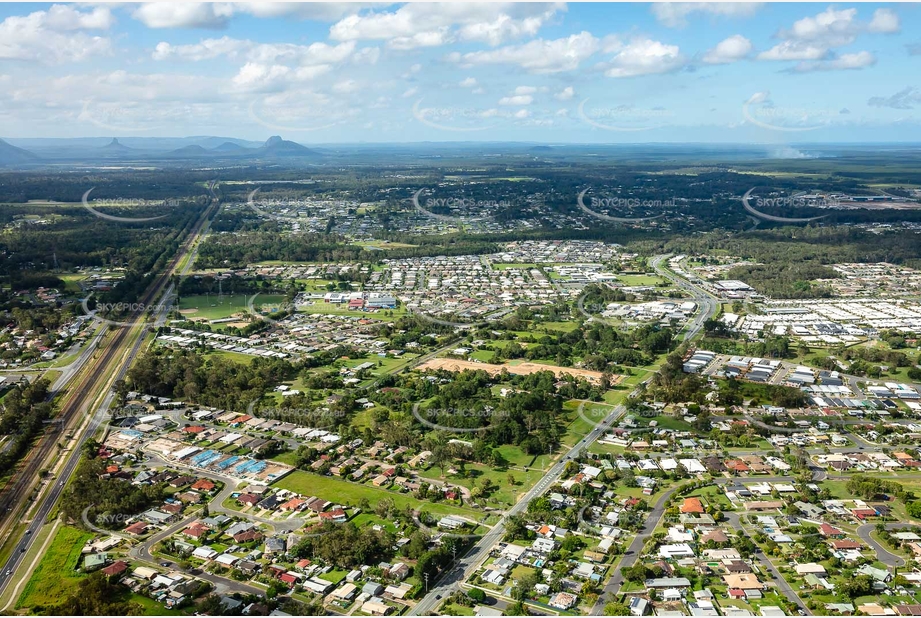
[259,136,319,158]
[102,138,132,150]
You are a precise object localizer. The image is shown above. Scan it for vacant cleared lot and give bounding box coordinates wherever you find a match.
[417,358,619,385]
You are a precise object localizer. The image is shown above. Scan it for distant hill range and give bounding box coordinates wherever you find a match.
[0,138,40,166]
[0,135,321,166]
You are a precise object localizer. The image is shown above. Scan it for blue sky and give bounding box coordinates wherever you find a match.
[0,2,919,143]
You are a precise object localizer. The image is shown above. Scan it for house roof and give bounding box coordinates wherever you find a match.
[101,560,128,577]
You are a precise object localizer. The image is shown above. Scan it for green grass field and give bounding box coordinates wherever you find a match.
[447,463,537,507]
[538,321,580,333]
[177,294,286,321]
[57,273,88,293]
[615,274,668,286]
[16,525,93,610]
[207,350,256,364]
[274,471,483,519]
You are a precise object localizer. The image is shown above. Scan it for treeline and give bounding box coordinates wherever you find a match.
[724,263,838,299]
[195,228,501,269]
[648,352,707,404]
[126,348,299,411]
[60,449,164,529]
[667,227,921,271]
[2,303,79,334]
[846,475,915,502]
[699,331,799,360]
[0,199,207,278]
[0,378,52,476]
[369,368,596,459]
[292,522,394,568]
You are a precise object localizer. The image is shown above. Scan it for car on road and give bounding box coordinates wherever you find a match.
[160,561,172,567]
[25,529,31,535]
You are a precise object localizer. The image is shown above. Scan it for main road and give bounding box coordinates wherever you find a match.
[649,254,719,342]
[411,253,718,615]
[0,183,219,602]
[409,393,640,616]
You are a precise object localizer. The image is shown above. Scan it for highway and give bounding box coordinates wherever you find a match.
[649,254,720,342]
[0,183,218,603]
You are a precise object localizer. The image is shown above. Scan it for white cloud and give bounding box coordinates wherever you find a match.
[652,2,763,28]
[703,35,752,64]
[457,10,557,46]
[868,8,900,34]
[781,7,861,47]
[232,63,291,89]
[332,79,360,94]
[401,87,418,98]
[133,2,373,29]
[868,87,921,109]
[448,32,600,74]
[329,3,564,50]
[352,47,380,65]
[133,3,236,29]
[791,50,876,72]
[760,7,900,65]
[499,95,533,106]
[758,41,828,61]
[231,62,332,91]
[235,3,380,22]
[604,38,685,78]
[388,30,452,51]
[45,5,115,31]
[153,37,357,65]
[0,5,113,64]
[152,36,243,61]
[513,86,538,95]
[459,77,477,88]
[555,86,575,100]
[513,109,530,119]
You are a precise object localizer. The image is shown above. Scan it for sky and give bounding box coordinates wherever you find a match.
[1,1,920,144]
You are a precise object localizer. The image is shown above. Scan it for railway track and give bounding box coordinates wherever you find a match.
[0,184,218,583]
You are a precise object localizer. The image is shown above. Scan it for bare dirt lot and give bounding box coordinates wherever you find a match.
[416,358,621,385]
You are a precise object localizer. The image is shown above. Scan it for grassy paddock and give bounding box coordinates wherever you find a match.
[16,525,92,610]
